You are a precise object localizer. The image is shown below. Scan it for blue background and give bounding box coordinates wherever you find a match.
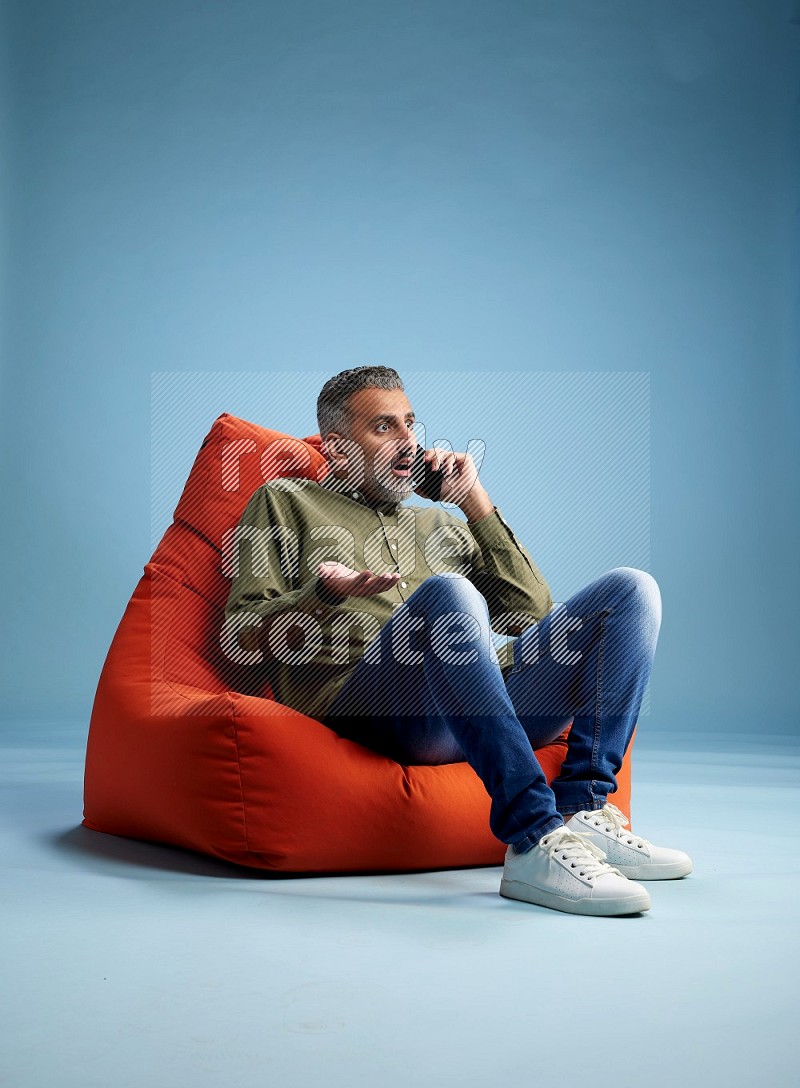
[1,0,798,736]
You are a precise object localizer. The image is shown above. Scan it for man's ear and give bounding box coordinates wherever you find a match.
[322,431,348,467]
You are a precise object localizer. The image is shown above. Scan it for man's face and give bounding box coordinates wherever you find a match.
[327,387,419,505]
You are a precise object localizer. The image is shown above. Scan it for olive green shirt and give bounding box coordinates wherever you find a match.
[223,472,553,723]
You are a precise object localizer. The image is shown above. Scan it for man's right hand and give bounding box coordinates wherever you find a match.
[316,561,402,598]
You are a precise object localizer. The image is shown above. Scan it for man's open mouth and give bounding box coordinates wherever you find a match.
[390,454,413,478]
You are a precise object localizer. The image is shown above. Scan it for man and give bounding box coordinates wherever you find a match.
[224,365,691,917]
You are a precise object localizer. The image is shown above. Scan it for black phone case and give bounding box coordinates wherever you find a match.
[413,447,445,501]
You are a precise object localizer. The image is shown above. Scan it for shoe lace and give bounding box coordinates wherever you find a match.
[540,827,623,881]
[588,802,652,850]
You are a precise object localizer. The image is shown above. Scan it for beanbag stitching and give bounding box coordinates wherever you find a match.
[149,561,224,704]
[183,414,219,517]
[227,693,251,851]
[149,560,251,848]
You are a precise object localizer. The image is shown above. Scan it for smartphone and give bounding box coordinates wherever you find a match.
[413,447,445,501]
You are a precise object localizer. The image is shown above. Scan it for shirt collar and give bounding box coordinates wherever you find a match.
[319,469,404,515]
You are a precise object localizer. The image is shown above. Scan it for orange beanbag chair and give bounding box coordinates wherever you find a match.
[83,412,634,874]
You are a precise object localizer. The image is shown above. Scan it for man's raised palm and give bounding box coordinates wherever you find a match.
[316,561,402,598]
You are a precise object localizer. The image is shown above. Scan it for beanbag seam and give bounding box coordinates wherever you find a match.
[227,692,251,852]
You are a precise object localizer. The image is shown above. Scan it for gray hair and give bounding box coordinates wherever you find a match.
[316,365,405,439]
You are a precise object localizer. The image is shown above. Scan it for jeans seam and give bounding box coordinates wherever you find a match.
[509,606,610,675]
[513,815,564,852]
[559,802,605,816]
[588,612,607,805]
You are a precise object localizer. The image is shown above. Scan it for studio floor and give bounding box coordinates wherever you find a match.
[1,722,797,1088]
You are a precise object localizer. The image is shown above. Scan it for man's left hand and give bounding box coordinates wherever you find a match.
[418,448,494,522]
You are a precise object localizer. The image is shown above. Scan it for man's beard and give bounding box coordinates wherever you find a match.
[361,446,417,503]
[363,464,416,503]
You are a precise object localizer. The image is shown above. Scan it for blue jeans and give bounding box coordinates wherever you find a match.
[322,568,662,854]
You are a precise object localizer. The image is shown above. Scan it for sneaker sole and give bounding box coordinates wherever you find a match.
[499,877,651,917]
[613,859,693,881]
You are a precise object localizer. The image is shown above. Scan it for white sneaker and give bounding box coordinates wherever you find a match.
[568,803,692,880]
[499,824,651,916]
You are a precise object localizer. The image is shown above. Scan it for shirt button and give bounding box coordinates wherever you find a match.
[390,542,397,549]
[315,609,323,615]
[400,581,408,588]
